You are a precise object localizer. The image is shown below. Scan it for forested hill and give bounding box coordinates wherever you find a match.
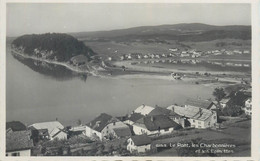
[12,33,96,62]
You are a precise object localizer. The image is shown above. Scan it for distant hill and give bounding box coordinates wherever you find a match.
[70,23,251,42]
[12,33,96,62]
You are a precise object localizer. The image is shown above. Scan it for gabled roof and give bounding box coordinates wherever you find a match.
[136,115,180,131]
[28,121,64,138]
[148,106,171,116]
[113,127,132,138]
[173,105,214,121]
[86,113,115,132]
[128,113,143,122]
[134,105,155,115]
[130,135,151,146]
[185,98,214,109]
[6,121,27,132]
[6,130,33,152]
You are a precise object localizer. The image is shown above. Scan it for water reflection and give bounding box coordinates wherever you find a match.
[12,53,88,82]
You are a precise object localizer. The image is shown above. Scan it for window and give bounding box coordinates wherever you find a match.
[193,120,195,123]
[11,152,20,156]
[165,128,169,132]
[198,121,201,125]
[214,116,216,119]
[113,122,116,126]
[198,126,201,128]
[6,154,8,156]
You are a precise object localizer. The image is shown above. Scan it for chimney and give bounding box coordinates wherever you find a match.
[142,104,145,108]
[199,108,202,116]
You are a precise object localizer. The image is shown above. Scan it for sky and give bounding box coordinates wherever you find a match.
[7,3,251,37]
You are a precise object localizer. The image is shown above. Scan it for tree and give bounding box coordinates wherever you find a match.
[213,88,226,106]
[222,105,242,117]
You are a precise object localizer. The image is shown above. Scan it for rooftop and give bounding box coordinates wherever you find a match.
[185,98,214,109]
[6,121,27,132]
[128,113,143,122]
[148,106,171,116]
[28,121,65,138]
[130,135,151,146]
[113,127,132,138]
[6,130,33,152]
[134,104,155,115]
[173,105,214,121]
[136,115,180,131]
[86,113,116,132]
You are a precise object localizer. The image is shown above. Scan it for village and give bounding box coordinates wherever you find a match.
[102,48,251,68]
[6,84,251,157]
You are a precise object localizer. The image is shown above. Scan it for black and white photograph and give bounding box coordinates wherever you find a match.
[2,1,257,158]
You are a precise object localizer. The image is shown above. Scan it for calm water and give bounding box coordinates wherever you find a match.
[7,46,217,126]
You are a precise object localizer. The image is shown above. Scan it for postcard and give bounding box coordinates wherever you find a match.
[1,0,259,160]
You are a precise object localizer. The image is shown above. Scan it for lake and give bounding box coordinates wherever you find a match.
[7,45,218,126]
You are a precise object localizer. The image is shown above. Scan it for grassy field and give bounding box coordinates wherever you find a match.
[84,39,251,58]
[151,119,251,157]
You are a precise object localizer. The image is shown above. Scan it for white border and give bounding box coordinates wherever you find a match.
[0,0,259,161]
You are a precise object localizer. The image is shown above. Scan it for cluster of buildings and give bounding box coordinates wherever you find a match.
[6,86,252,156]
[105,48,250,61]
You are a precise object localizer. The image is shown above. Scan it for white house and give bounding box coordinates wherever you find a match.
[169,48,178,52]
[101,121,131,139]
[172,105,217,129]
[127,135,151,154]
[6,130,33,156]
[28,121,67,140]
[244,98,252,116]
[85,113,131,140]
[133,104,155,116]
[132,115,181,136]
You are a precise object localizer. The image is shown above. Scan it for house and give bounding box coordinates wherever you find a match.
[133,104,155,116]
[101,120,131,140]
[6,130,33,156]
[143,55,149,59]
[28,121,67,141]
[85,113,114,140]
[6,121,27,132]
[185,98,217,110]
[219,98,230,108]
[192,52,202,58]
[243,50,250,54]
[132,115,181,136]
[85,113,131,140]
[127,135,151,153]
[70,55,88,66]
[244,98,252,116]
[166,105,186,127]
[169,48,178,52]
[120,56,125,60]
[172,105,217,129]
[180,53,190,57]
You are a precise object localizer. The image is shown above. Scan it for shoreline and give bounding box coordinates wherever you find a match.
[11,49,98,76]
[10,48,250,85]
